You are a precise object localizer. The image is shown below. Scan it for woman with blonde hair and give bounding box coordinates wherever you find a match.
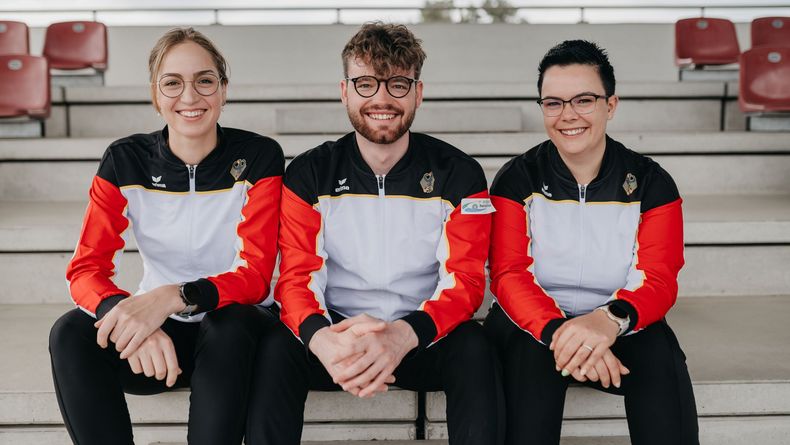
[49,27,284,444]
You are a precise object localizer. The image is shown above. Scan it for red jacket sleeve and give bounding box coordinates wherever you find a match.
[612,198,684,331]
[274,185,330,344]
[66,175,131,315]
[401,190,492,347]
[489,195,567,344]
[205,176,283,308]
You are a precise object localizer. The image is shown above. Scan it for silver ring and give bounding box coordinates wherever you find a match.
[581,344,594,352]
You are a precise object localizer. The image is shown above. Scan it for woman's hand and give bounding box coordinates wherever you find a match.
[126,328,182,387]
[95,284,185,359]
[550,309,619,377]
[569,348,630,388]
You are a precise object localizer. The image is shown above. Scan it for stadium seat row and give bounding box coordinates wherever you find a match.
[675,17,790,114]
[0,20,108,120]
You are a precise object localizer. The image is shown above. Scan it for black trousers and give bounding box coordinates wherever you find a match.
[49,304,278,445]
[484,304,699,445]
[245,319,503,445]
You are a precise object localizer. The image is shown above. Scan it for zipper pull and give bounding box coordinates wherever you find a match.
[377,175,384,190]
[579,184,587,202]
[188,164,195,180]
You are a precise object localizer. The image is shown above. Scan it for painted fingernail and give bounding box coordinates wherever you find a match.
[561,369,570,377]
[580,368,587,377]
[614,382,620,388]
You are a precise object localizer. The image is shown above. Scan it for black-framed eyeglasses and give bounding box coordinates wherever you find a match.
[346,75,419,98]
[157,73,223,98]
[537,94,608,117]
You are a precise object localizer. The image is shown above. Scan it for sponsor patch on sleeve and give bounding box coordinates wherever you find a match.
[461,198,496,214]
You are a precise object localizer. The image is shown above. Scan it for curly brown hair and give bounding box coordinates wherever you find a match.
[342,22,427,79]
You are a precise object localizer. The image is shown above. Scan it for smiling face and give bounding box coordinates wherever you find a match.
[154,41,226,145]
[341,57,423,145]
[540,64,618,162]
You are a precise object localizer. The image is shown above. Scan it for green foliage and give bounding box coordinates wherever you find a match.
[422,0,519,24]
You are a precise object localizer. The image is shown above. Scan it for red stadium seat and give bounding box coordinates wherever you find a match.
[739,46,790,113]
[751,17,790,48]
[43,21,107,71]
[0,55,50,119]
[0,21,29,55]
[675,17,740,67]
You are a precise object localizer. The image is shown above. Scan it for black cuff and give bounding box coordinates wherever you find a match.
[96,294,127,320]
[609,300,638,333]
[540,318,568,345]
[183,279,219,313]
[399,311,437,351]
[299,313,332,354]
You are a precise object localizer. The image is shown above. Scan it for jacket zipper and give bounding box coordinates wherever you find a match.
[573,184,587,313]
[575,183,587,314]
[187,164,197,270]
[376,174,388,296]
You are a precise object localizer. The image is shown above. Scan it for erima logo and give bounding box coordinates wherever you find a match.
[461,198,495,215]
[151,175,166,189]
[335,178,350,193]
[541,182,552,198]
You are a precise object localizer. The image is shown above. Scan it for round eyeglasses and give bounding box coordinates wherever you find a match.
[346,75,418,99]
[157,73,223,98]
[537,94,608,117]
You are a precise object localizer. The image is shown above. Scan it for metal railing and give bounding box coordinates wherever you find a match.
[1,4,789,25]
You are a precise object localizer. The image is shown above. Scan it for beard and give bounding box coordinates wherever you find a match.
[347,103,415,145]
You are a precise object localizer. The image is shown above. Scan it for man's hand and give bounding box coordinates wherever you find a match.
[550,309,619,376]
[95,284,185,359]
[308,319,386,392]
[334,319,418,398]
[126,328,182,387]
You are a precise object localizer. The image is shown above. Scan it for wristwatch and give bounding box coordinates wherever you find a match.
[595,304,630,336]
[176,282,199,317]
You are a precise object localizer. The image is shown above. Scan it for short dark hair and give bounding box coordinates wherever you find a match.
[537,40,615,97]
[342,22,427,79]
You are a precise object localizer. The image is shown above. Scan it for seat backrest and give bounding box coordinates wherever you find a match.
[739,46,790,113]
[675,17,740,67]
[43,21,107,71]
[751,17,790,48]
[0,21,29,55]
[0,55,50,119]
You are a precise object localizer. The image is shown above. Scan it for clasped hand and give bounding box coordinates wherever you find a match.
[309,314,418,398]
[94,284,185,360]
[550,310,630,388]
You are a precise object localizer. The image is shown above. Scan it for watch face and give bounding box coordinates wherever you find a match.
[608,304,628,319]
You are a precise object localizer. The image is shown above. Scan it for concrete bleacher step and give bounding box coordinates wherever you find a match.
[426,417,790,444]
[0,424,417,444]
[1,296,787,444]
[4,245,790,308]
[41,80,745,137]
[3,195,789,252]
[1,132,788,160]
[55,98,733,137]
[3,155,790,201]
[151,439,630,445]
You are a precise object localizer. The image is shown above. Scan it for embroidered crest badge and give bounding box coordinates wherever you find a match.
[623,173,638,196]
[420,171,435,193]
[230,159,247,180]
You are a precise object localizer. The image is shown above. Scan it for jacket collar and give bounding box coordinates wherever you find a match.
[547,134,617,189]
[156,124,227,166]
[347,131,417,178]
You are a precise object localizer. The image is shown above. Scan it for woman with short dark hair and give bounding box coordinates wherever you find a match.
[486,39,699,445]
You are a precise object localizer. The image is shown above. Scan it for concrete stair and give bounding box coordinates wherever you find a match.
[38,79,753,138]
